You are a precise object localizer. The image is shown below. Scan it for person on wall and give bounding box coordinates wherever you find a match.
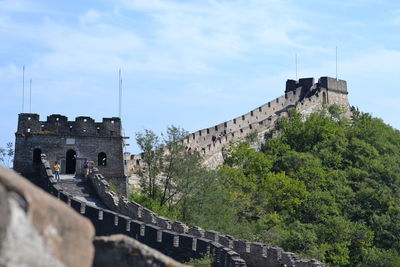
[83,160,89,179]
[54,161,61,182]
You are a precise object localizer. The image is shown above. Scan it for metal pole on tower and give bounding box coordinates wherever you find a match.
[336,46,338,80]
[22,65,25,113]
[336,46,338,91]
[29,79,32,113]
[118,69,122,119]
[295,54,298,80]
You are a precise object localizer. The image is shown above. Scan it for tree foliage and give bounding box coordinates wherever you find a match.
[215,106,400,266]
[132,126,216,221]
[0,142,14,168]
[133,107,400,266]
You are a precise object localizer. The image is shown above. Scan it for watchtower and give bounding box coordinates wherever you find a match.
[285,77,348,103]
[14,114,127,195]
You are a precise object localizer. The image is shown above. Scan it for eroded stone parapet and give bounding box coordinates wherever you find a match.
[94,234,190,267]
[0,166,95,267]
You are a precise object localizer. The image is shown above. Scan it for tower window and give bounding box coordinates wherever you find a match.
[98,152,107,166]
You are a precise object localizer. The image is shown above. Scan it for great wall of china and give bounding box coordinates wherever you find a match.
[127,76,349,172]
[13,76,350,266]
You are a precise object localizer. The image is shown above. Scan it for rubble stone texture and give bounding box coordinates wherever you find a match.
[0,167,95,267]
[93,234,189,267]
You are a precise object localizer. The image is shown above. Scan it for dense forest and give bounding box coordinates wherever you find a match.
[131,106,400,267]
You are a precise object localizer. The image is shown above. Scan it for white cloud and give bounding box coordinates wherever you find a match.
[0,0,324,79]
[119,0,317,57]
[0,0,44,13]
[80,9,102,25]
[2,0,400,152]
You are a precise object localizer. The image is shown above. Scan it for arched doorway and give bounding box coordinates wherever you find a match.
[98,152,107,166]
[66,149,76,174]
[32,148,42,165]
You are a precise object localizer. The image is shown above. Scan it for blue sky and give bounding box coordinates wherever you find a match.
[1,0,400,153]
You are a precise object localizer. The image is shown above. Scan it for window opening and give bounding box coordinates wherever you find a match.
[98,152,107,166]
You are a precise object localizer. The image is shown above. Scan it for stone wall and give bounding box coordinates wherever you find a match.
[37,156,246,266]
[129,76,350,170]
[93,234,189,267]
[14,114,127,195]
[0,166,95,267]
[88,167,326,267]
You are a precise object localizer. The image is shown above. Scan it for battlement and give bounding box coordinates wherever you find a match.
[285,77,315,92]
[16,113,122,137]
[285,76,347,99]
[318,76,348,93]
[129,76,350,170]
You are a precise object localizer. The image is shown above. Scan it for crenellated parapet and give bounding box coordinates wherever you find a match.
[128,76,350,171]
[14,114,126,191]
[16,114,122,137]
[87,163,326,267]
[37,155,247,266]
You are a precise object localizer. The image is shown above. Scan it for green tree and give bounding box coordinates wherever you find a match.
[133,126,214,220]
[0,142,14,168]
[135,129,162,199]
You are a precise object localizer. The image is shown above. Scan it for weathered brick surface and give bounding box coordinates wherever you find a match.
[13,114,127,195]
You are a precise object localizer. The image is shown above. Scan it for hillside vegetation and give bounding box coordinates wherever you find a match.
[131,106,400,267]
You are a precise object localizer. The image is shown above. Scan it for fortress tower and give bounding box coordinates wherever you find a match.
[13,114,127,194]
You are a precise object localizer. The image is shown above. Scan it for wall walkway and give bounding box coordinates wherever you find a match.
[38,155,247,267]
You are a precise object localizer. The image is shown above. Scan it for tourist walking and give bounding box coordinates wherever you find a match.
[54,161,61,182]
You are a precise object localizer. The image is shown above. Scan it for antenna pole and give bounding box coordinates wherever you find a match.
[336,46,338,92]
[118,69,122,119]
[295,54,298,80]
[29,79,32,113]
[336,46,338,80]
[22,65,25,113]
